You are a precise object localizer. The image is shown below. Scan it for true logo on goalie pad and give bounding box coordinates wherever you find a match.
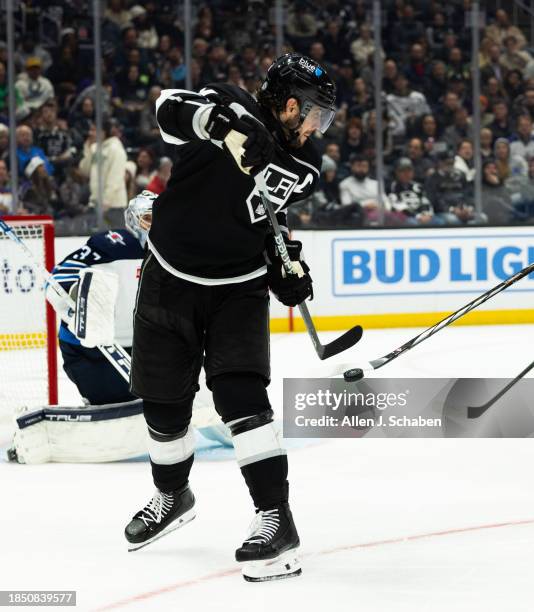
[105,231,126,246]
[246,164,300,224]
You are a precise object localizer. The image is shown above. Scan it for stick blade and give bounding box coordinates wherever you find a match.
[318,325,363,360]
[467,405,488,419]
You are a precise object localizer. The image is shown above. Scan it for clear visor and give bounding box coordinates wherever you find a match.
[301,103,336,134]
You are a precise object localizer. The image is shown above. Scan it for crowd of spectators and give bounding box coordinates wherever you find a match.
[0,0,534,231]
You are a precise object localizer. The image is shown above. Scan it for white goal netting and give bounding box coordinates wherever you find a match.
[0,217,57,422]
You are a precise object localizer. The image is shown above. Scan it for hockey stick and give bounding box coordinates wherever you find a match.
[254,173,363,360]
[343,261,534,382]
[0,218,132,383]
[467,359,534,419]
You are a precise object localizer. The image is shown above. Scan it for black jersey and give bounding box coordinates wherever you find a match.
[148,83,321,284]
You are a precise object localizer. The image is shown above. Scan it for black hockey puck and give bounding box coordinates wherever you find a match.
[344,368,364,382]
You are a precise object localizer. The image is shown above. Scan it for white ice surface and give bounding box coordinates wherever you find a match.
[2,325,534,611]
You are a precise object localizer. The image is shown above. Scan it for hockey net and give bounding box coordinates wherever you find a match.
[0,216,58,422]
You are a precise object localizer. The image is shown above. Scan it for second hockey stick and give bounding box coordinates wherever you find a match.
[343,261,534,382]
[467,358,534,419]
[254,173,363,360]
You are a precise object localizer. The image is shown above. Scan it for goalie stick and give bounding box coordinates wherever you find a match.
[254,173,363,360]
[342,260,534,382]
[467,359,534,419]
[0,218,132,384]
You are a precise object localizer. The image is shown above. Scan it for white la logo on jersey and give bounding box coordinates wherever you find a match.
[246,164,302,223]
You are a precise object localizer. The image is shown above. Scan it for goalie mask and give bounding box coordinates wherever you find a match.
[125,190,157,247]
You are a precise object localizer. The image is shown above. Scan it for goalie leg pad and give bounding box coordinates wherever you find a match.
[11,399,146,464]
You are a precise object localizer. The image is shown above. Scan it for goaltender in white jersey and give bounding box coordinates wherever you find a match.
[9,191,230,464]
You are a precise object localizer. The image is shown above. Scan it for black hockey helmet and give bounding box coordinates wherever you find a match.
[258,53,336,134]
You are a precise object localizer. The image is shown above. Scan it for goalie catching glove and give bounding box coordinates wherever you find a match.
[265,233,313,307]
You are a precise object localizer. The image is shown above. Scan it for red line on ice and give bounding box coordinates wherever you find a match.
[94,517,534,611]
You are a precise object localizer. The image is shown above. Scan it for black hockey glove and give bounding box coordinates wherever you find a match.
[204,104,238,141]
[237,115,275,173]
[265,233,313,308]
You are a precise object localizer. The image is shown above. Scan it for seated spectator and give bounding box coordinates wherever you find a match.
[0,61,23,119]
[139,85,162,146]
[512,86,534,122]
[480,42,505,83]
[387,157,439,226]
[226,65,244,90]
[406,137,435,183]
[313,158,363,227]
[159,47,186,89]
[454,139,475,182]
[339,154,390,226]
[444,107,473,150]
[130,5,159,50]
[494,137,528,181]
[481,159,514,224]
[335,59,355,108]
[146,157,172,195]
[382,59,399,95]
[507,154,534,221]
[70,96,95,147]
[347,77,373,118]
[489,99,513,141]
[134,148,155,192]
[339,118,367,164]
[322,142,341,170]
[425,61,448,108]
[426,12,449,54]
[201,42,229,85]
[435,91,461,130]
[509,115,534,159]
[500,35,532,76]
[403,43,430,92]
[0,158,12,213]
[320,19,350,67]
[116,64,151,120]
[79,120,128,227]
[57,166,90,218]
[390,4,425,56]
[413,114,448,158]
[350,23,382,69]
[104,0,131,30]
[486,9,527,49]
[19,156,59,216]
[387,74,431,139]
[446,47,470,82]
[286,3,318,54]
[504,69,526,103]
[480,127,494,161]
[15,57,55,118]
[46,45,83,109]
[14,39,52,73]
[425,150,483,225]
[483,76,508,110]
[35,101,75,180]
[16,125,53,177]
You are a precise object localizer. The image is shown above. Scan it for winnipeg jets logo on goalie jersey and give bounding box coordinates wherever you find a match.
[52,229,144,347]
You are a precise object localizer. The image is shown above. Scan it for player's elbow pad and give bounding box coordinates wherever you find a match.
[157,98,211,143]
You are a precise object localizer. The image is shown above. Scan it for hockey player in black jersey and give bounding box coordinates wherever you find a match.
[125,54,336,581]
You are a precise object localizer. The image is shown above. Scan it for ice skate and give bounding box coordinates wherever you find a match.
[125,483,195,551]
[236,502,301,582]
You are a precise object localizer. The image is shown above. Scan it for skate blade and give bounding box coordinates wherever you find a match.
[127,508,196,552]
[241,548,302,582]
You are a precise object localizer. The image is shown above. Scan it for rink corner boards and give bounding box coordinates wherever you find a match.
[269,308,534,333]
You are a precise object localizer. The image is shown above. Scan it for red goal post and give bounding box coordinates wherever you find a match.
[0,215,58,409]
